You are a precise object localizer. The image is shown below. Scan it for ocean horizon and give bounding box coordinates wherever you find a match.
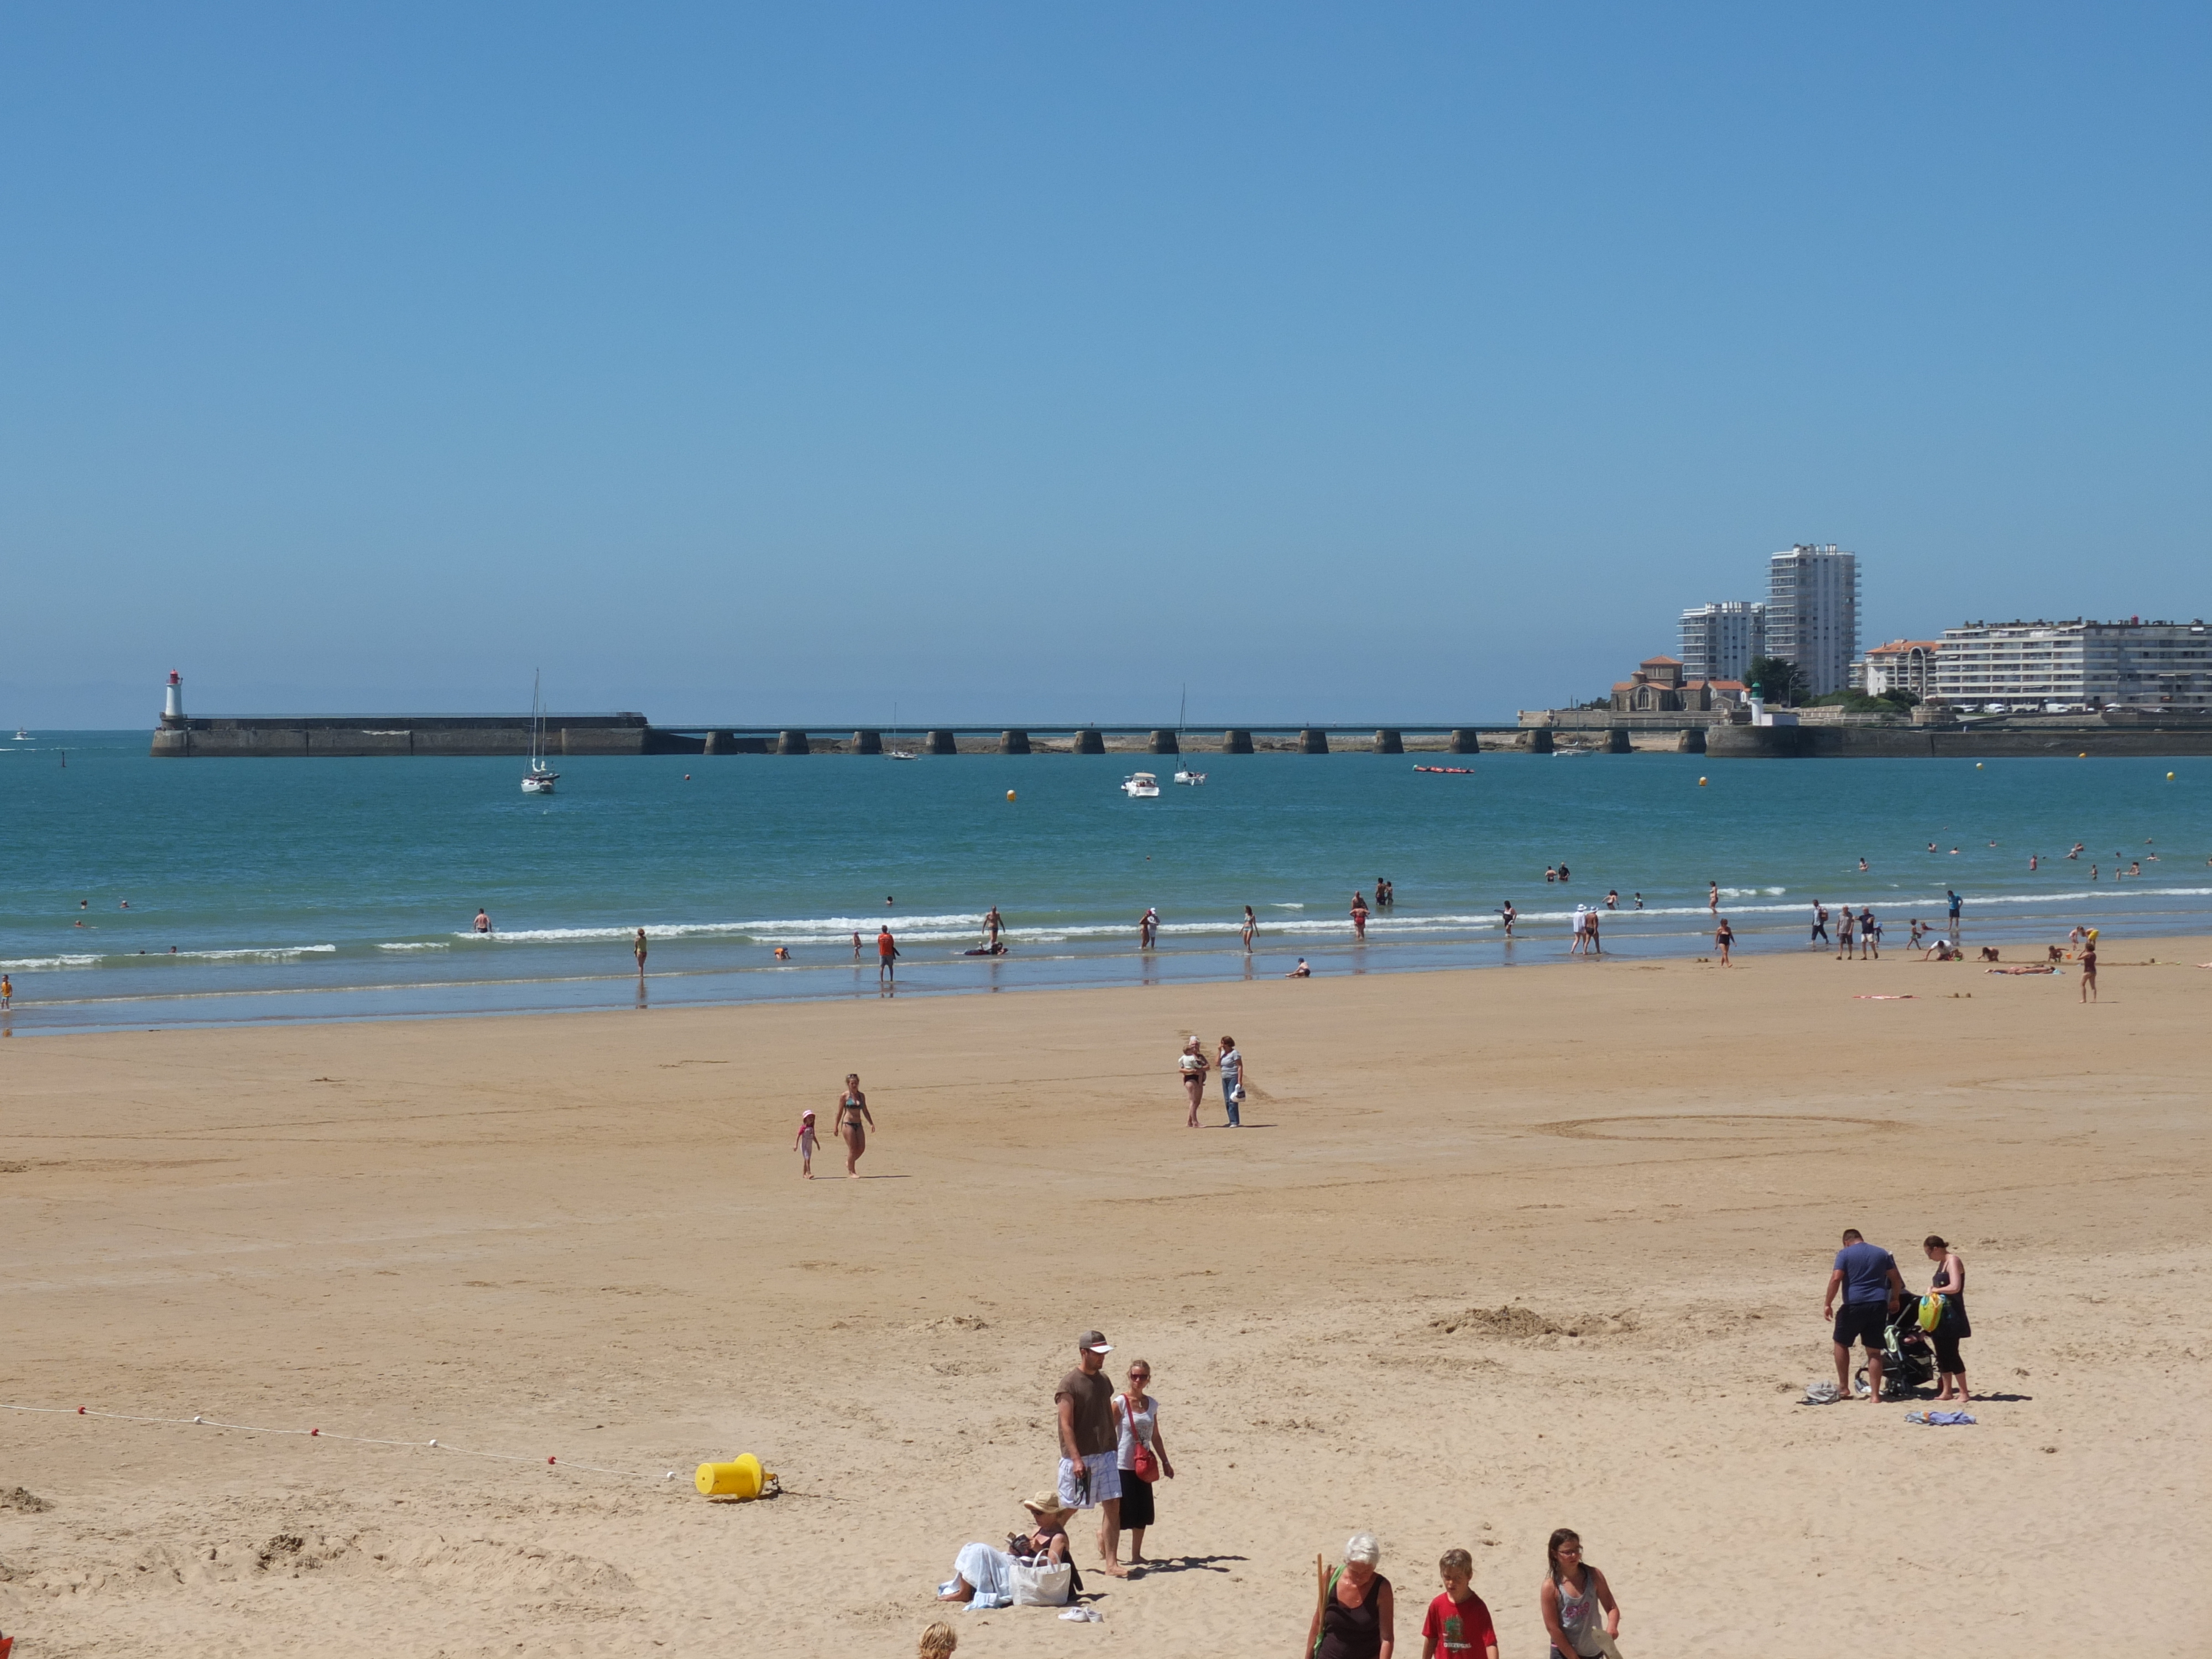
[2,731,2204,1034]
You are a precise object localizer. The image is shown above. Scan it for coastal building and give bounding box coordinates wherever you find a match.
[1610,655,1747,714]
[1852,640,1942,698]
[1766,545,1859,697]
[1678,601,1766,684]
[1934,619,2212,710]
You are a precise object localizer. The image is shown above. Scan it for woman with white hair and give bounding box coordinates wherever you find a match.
[1305,1532,1394,1659]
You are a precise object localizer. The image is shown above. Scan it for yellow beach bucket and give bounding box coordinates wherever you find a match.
[695,1453,771,1499]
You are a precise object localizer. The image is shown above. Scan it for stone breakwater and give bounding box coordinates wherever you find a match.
[150,713,679,757]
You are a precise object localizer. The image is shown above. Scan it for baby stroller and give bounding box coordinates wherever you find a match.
[1856,1302,1939,1400]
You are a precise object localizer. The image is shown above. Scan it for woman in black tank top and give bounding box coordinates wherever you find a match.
[1308,1535,1393,1659]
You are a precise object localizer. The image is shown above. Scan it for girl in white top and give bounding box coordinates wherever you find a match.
[1178,1036,1209,1128]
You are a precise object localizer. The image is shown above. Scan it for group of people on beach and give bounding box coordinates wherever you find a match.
[794,1073,873,1178]
[1176,1034,1247,1126]
[1824,1228,1974,1402]
[1307,1528,1623,1659]
[937,1331,1175,1607]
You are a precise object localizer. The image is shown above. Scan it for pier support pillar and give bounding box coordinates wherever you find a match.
[1449,729,1479,754]
[1000,730,1031,754]
[852,729,883,755]
[926,729,958,755]
[1298,728,1329,754]
[1525,728,1554,754]
[702,730,732,754]
[1222,729,1253,754]
[1149,729,1180,754]
[1607,727,1632,754]
[1374,728,1404,754]
[1680,726,1707,754]
[1073,729,1105,754]
[778,729,812,755]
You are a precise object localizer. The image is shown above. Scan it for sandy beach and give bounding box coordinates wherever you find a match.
[3,939,2208,1657]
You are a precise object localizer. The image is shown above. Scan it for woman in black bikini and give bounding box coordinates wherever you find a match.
[834,1073,874,1179]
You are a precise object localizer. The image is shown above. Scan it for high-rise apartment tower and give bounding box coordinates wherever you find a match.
[1678,602,1766,684]
[1766,544,1859,697]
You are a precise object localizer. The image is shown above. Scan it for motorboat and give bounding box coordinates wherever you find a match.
[1413,764,1473,774]
[1121,771,1160,798]
[1172,768,1207,785]
[12,728,25,740]
[521,671,559,794]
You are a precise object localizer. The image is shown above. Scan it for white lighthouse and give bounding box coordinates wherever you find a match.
[163,669,184,723]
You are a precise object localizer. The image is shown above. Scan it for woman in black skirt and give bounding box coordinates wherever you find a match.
[1103,1358,1173,1569]
[1923,1234,1972,1402]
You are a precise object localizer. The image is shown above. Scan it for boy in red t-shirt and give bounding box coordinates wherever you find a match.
[1421,1549,1499,1659]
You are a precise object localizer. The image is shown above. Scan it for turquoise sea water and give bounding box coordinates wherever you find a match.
[2,732,2206,1034]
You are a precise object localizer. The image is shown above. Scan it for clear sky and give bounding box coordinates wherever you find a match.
[3,4,2205,728]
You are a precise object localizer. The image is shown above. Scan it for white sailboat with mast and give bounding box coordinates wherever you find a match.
[521,671,559,793]
[1172,685,1206,785]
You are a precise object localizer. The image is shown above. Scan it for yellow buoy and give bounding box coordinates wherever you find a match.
[1975,763,1983,769]
[2079,752,2087,758]
[2168,771,2176,780]
[1006,790,1016,801]
[696,1454,771,1499]
[1698,776,1708,786]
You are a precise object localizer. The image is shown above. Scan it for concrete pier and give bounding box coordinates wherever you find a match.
[1223,729,1254,754]
[1000,730,1031,754]
[1073,729,1105,754]
[1525,728,1555,754]
[1449,729,1479,754]
[852,729,883,755]
[1374,729,1404,754]
[926,730,957,755]
[1149,730,1180,754]
[1606,727,1632,754]
[778,729,811,755]
[1299,729,1329,754]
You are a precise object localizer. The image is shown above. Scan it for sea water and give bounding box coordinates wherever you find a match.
[1,732,2204,1033]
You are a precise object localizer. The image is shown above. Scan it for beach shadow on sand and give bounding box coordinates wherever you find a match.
[1131,1554,1247,1576]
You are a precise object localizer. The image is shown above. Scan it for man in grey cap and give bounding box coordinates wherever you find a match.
[1055,1329,1124,1576]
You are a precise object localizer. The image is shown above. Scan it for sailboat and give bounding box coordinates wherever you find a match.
[885,701,915,759]
[521,671,559,794]
[1171,686,1206,786]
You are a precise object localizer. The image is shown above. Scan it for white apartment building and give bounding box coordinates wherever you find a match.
[1679,601,1766,684]
[1767,545,1859,697]
[1854,639,1942,698]
[1934,619,2212,710]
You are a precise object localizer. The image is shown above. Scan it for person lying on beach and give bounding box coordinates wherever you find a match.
[937,1491,1078,1605]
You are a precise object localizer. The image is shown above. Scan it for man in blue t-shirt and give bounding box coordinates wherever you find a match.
[1824,1228,1905,1400]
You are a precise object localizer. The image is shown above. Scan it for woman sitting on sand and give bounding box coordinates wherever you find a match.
[937,1491,1078,1605]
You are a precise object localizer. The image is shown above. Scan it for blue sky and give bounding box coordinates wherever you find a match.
[2,4,2205,727]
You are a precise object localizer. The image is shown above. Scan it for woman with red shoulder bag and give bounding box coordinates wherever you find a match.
[1102,1358,1174,1570]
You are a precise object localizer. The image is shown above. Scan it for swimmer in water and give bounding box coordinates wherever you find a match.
[774,946,791,960]
[1858,858,1868,872]
[474,909,491,934]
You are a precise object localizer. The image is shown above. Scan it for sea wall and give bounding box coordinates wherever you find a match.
[152,714,669,758]
[1707,722,2212,759]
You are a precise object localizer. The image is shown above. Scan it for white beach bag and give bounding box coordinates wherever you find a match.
[1009,1554,1073,1606]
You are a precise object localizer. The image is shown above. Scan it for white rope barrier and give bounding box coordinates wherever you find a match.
[0,1400,683,1485]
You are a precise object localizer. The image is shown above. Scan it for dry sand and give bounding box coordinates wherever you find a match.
[3,940,2209,1657]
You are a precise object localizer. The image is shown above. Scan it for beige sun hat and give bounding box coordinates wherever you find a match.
[1021,1490,1073,1520]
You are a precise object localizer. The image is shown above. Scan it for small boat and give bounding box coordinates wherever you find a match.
[1169,687,1204,784]
[521,671,559,794]
[886,748,917,760]
[1413,764,1473,774]
[12,728,26,740]
[1121,771,1160,798]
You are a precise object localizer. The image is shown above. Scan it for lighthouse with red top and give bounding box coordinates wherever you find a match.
[162,670,185,725]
